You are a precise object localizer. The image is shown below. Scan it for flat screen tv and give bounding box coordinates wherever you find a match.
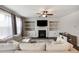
[37,20,47,26]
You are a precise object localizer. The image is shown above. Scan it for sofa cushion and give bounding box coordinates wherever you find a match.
[0,43,18,50]
[19,43,45,51]
[7,40,20,49]
[13,35,22,42]
[46,43,73,51]
[22,37,30,43]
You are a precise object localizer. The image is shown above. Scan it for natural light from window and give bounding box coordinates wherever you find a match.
[16,17,22,35]
[0,12,13,39]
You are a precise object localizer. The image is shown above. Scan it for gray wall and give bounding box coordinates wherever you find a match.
[59,11,79,46]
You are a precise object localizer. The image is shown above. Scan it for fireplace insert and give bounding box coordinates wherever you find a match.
[38,30,46,38]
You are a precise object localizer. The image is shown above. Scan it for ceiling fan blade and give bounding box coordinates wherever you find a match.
[36,13,40,14]
[47,14,53,15]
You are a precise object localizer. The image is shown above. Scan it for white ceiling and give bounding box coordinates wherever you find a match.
[4,5,79,18]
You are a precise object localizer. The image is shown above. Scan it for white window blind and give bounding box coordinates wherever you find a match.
[0,10,13,39]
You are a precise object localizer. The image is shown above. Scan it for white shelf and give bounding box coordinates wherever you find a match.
[49,21,59,31]
[24,20,35,31]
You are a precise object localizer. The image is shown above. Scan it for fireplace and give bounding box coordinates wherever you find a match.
[38,30,46,38]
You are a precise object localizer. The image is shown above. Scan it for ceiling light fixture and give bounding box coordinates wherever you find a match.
[37,10,53,18]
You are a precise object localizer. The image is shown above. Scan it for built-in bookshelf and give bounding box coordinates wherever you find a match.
[24,20,59,31]
[49,21,59,31]
[24,21,35,31]
[23,20,36,37]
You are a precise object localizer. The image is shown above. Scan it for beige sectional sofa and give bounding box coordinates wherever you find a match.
[0,42,77,53]
[0,35,78,53]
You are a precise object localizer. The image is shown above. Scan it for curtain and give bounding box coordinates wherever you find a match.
[16,16,22,35]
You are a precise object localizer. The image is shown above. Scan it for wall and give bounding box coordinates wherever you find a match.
[59,11,79,46]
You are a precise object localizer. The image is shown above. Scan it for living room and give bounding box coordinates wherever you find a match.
[0,5,79,52]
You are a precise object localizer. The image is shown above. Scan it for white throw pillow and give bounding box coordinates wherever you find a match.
[63,36,67,41]
[22,37,30,43]
[56,35,63,43]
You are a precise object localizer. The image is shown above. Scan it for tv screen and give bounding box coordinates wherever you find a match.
[37,20,47,26]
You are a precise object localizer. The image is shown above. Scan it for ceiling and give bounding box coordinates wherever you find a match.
[4,5,79,18]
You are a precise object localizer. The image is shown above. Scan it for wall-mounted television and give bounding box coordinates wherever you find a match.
[37,20,48,26]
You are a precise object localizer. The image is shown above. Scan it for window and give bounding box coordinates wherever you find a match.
[16,16,22,35]
[0,10,13,39]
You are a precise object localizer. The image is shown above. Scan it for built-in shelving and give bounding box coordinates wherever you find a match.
[24,21,35,31]
[49,21,59,31]
[24,20,59,31]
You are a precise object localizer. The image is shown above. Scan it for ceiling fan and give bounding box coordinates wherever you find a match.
[36,9,53,17]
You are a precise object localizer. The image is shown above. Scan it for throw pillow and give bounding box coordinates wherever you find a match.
[22,37,30,43]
